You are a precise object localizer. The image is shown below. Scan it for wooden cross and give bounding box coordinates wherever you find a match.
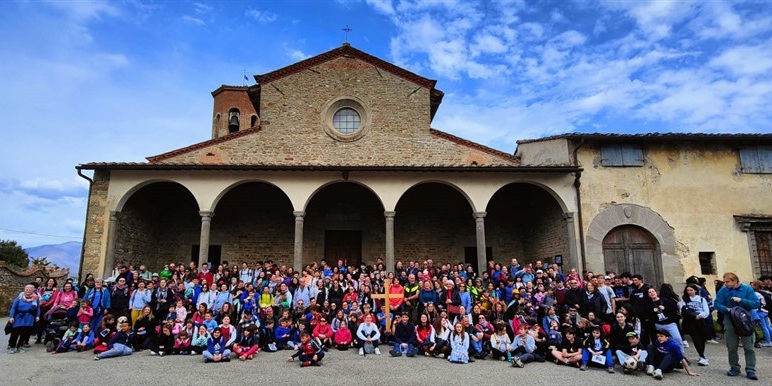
[370,279,403,331]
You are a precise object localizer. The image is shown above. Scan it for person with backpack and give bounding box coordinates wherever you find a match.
[714,272,761,380]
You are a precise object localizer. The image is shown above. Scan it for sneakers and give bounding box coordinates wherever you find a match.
[204,358,213,363]
[374,347,381,355]
[760,342,772,347]
[682,340,689,348]
[16,347,25,353]
[436,353,444,358]
[607,367,615,374]
[405,351,415,358]
[389,350,400,357]
[93,355,101,361]
[646,365,655,375]
[697,357,709,366]
[653,369,663,380]
[579,364,587,371]
[727,368,741,377]
[707,339,719,344]
[747,370,758,380]
[359,348,364,356]
[149,351,158,356]
[8,348,17,354]
[637,361,647,371]
[512,357,524,368]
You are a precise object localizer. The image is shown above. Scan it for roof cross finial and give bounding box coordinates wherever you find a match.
[342,25,353,43]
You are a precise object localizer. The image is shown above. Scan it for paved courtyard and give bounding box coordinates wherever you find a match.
[1,318,770,385]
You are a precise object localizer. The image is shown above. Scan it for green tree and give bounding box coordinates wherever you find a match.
[0,239,30,268]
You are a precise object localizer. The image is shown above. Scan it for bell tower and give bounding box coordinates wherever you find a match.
[210,85,259,139]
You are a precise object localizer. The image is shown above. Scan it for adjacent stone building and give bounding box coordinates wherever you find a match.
[77,44,772,286]
[77,44,580,279]
[516,133,772,288]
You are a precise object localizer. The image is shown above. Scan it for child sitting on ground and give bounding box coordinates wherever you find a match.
[490,322,513,361]
[275,318,293,350]
[580,325,614,373]
[616,331,648,374]
[262,319,278,352]
[511,324,537,368]
[54,322,80,353]
[173,329,191,355]
[73,323,95,352]
[191,325,209,354]
[551,327,582,367]
[232,324,259,360]
[203,328,230,363]
[287,331,324,367]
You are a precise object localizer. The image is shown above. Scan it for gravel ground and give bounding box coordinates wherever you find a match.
[1,318,770,385]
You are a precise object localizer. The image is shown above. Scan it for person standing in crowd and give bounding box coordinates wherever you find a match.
[681,283,711,366]
[629,274,654,345]
[8,284,40,353]
[714,272,760,380]
[84,278,111,333]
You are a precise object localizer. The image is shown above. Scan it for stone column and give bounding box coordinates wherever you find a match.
[385,211,396,273]
[103,211,119,279]
[473,211,487,275]
[198,211,213,267]
[564,212,579,273]
[293,211,305,272]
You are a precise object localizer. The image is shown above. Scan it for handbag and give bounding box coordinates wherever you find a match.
[4,320,12,335]
[448,304,460,314]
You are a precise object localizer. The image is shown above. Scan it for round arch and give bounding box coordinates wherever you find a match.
[303,180,385,212]
[395,180,477,212]
[586,204,682,285]
[115,179,197,212]
[210,179,293,212]
[484,180,569,213]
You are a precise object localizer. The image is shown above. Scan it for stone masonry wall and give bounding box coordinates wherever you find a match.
[81,169,110,280]
[159,56,518,167]
[0,262,69,316]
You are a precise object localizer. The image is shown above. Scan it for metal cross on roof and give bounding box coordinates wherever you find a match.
[342,25,353,43]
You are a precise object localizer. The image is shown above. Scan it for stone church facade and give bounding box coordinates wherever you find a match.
[78,44,580,279]
[77,44,772,286]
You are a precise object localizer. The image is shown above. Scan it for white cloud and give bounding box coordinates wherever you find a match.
[286,48,310,61]
[245,8,278,23]
[709,42,772,77]
[366,0,395,15]
[43,0,119,21]
[182,15,206,26]
[193,2,213,14]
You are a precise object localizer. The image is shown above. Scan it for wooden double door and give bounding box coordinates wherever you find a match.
[603,226,662,289]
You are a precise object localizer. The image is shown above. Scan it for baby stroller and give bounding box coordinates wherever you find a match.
[44,310,69,352]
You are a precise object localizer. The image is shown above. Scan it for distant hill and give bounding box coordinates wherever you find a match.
[25,241,81,276]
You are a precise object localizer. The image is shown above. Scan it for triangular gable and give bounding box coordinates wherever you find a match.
[256,43,436,89]
[147,126,519,167]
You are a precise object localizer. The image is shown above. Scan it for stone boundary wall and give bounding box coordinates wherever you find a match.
[0,261,69,316]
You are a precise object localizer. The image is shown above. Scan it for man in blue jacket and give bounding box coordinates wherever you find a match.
[714,272,760,380]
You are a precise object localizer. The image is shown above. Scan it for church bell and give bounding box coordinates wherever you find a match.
[228,115,239,132]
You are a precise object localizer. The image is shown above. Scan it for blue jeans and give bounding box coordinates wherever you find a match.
[98,343,132,359]
[724,314,756,372]
[392,342,414,354]
[203,349,231,361]
[90,310,104,333]
[469,339,483,354]
[615,349,648,365]
[581,349,613,366]
[756,312,771,343]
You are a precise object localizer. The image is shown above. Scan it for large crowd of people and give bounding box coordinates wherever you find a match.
[6,257,772,379]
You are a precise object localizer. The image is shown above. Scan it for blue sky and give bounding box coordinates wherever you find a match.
[1,0,771,249]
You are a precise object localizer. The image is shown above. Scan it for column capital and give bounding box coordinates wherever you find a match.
[199,210,214,219]
[384,211,396,218]
[563,212,575,221]
[293,210,306,218]
[473,211,487,219]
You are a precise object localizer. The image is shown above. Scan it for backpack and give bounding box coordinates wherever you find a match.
[729,306,755,337]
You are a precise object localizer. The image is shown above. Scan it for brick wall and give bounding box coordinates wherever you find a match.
[212,87,258,138]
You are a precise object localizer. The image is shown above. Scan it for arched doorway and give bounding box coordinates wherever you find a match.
[603,225,663,289]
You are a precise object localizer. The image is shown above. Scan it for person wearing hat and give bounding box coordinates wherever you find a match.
[615,331,648,374]
[645,328,699,379]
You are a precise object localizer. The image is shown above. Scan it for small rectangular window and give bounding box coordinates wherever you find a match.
[698,251,715,275]
[740,146,772,174]
[600,144,644,167]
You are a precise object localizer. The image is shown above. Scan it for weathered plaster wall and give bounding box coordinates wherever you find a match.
[579,142,772,284]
